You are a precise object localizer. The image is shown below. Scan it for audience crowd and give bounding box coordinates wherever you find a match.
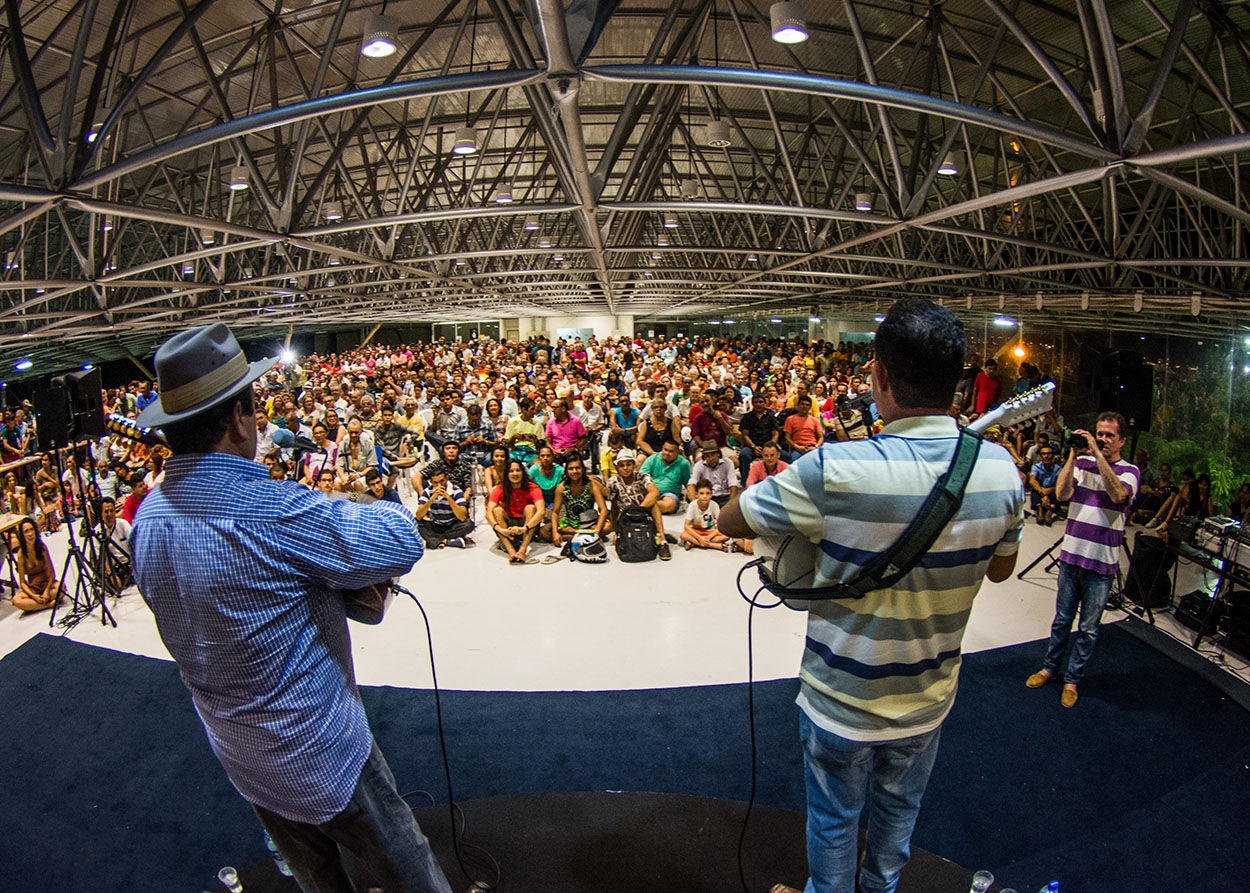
[3,330,1247,598]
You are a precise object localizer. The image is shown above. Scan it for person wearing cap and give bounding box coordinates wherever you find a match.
[687,442,740,509]
[129,323,452,893]
[605,448,672,560]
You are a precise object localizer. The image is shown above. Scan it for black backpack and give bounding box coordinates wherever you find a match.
[615,506,657,562]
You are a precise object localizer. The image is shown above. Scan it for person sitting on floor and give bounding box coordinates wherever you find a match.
[680,481,734,552]
[528,445,565,514]
[544,455,608,553]
[414,440,476,502]
[413,467,474,549]
[487,458,545,564]
[605,449,671,560]
[360,467,402,505]
[639,438,690,515]
[1028,445,1063,526]
[687,442,740,508]
[12,516,62,613]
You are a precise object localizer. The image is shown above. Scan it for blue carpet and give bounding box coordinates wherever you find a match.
[1,624,1247,892]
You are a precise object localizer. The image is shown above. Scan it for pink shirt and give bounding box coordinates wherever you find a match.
[784,413,822,447]
[545,414,586,450]
[745,458,789,487]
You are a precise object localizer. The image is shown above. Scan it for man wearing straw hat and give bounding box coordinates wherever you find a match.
[131,323,451,893]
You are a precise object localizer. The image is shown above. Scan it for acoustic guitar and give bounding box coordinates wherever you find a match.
[754,382,1056,600]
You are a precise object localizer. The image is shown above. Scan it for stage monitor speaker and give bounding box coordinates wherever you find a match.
[1124,531,1176,609]
[1174,590,1222,633]
[32,386,72,452]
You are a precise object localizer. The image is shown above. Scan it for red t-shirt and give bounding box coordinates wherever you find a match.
[784,413,822,447]
[490,482,543,518]
[974,371,1001,414]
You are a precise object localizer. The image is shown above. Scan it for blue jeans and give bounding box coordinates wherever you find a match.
[1043,561,1114,685]
[253,740,452,893]
[799,711,942,893]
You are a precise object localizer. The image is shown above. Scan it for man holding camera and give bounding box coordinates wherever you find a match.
[1027,413,1138,708]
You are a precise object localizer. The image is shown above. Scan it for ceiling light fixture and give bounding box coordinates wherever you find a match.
[874,314,885,322]
[101,216,113,232]
[855,192,874,211]
[770,2,808,44]
[706,118,731,147]
[323,202,343,221]
[200,228,215,245]
[993,316,1016,327]
[663,213,679,228]
[228,163,249,190]
[452,126,478,155]
[538,236,552,248]
[361,13,398,58]
[494,185,513,203]
[657,234,669,246]
[770,317,782,323]
[937,152,959,175]
[14,359,32,371]
[182,261,195,275]
[524,215,539,231]
[680,178,698,199]
[747,253,757,262]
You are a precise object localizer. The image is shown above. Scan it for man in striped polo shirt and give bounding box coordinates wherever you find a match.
[1027,412,1138,708]
[720,301,1024,893]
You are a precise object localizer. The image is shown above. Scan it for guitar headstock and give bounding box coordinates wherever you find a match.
[969,381,1057,434]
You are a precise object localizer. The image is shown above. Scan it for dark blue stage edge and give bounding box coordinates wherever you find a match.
[0,626,1246,892]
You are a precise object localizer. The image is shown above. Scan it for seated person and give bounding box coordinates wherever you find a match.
[11,517,62,613]
[687,443,740,508]
[783,395,824,456]
[1028,445,1062,526]
[744,441,788,487]
[299,421,341,486]
[414,467,474,549]
[504,398,545,465]
[414,441,476,503]
[1229,481,1250,520]
[336,418,378,492]
[1131,461,1175,524]
[312,468,338,496]
[373,405,419,486]
[484,446,510,493]
[528,446,565,511]
[487,458,545,564]
[605,449,671,560]
[268,459,291,482]
[456,402,499,469]
[94,496,132,593]
[601,431,624,481]
[681,481,734,552]
[121,477,148,524]
[359,467,402,505]
[826,398,870,441]
[737,401,784,471]
[545,455,608,551]
[689,391,736,461]
[545,400,587,463]
[1145,467,1195,528]
[34,453,63,532]
[639,439,690,515]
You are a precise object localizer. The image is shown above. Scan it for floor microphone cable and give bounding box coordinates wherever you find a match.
[733,560,791,893]
[395,583,502,892]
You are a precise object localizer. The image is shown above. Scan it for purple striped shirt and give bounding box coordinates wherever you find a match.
[1060,455,1139,575]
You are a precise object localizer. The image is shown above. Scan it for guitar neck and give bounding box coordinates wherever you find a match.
[968,382,1056,434]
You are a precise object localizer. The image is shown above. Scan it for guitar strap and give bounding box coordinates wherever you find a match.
[762,427,984,599]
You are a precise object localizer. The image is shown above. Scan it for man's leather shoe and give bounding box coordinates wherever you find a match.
[1061,687,1078,708]
[1026,670,1054,688]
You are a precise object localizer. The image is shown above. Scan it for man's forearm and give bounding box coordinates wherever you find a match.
[1055,454,1076,501]
[1093,449,1130,502]
[717,493,755,538]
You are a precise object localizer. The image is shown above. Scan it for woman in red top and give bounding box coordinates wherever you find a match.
[487,458,545,564]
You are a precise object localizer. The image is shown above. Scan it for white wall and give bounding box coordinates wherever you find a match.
[505,314,635,340]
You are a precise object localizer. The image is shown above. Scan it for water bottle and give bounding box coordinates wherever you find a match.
[1038,882,1059,893]
[264,830,293,877]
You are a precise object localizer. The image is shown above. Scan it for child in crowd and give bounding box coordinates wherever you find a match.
[681,481,733,552]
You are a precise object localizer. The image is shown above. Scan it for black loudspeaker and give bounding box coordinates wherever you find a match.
[1124,531,1177,609]
[1175,590,1223,632]
[66,367,105,437]
[32,387,72,452]
[1109,352,1153,432]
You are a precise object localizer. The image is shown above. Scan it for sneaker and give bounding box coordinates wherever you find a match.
[727,540,738,554]
[1026,670,1054,688]
[463,535,475,547]
[657,542,672,561]
[446,537,466,549]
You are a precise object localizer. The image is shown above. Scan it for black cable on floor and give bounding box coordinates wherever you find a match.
[397,584,502,892]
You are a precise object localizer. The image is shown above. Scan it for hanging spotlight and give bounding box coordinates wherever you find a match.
[680,178,698,199]
[101,216,113,232]
[663,212,679,228]
[747,253,757,262]
[524,215,540,230]
[854,192,874,212]
[538,236,552,248]
[85,119,104,143]
[328,256,340,266]
[770,317,782,323]
[770,2,808,44]
[657,234,669,247]
[706,119,731,148]
[182,261,195,275]
[228,163,249,190]
[200,228,216,245]
[651,252,662,260]
[494,185,513,203]
[361,13,398,58]
[323,202,343,221]
[937,152,959,175]
[451,126,478,155]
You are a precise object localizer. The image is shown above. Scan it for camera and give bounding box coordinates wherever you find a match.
[1067,432,1088,450]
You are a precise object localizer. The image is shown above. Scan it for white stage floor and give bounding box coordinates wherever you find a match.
[2,494,1245,691]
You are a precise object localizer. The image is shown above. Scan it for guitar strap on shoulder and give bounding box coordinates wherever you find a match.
[763,427,984,599]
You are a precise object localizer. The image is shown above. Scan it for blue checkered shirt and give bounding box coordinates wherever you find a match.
[132,452,424,823]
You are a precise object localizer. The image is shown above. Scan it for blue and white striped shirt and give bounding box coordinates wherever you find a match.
[740,416,1024,742]
[132,452,423,823]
